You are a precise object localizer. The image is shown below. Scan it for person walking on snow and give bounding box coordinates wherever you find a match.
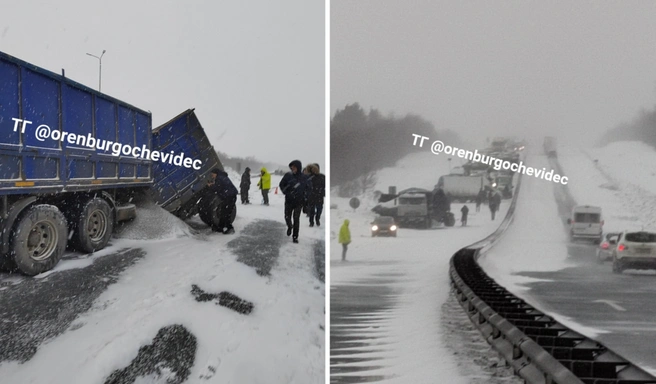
[257,167,271,206]
[240,167,251,204]
[475,188,485,212]
[307,163,325,227]
[460,204,469,226]
[338,219,351,261]
[279,160,312,243]
[207,168,238,234]
[488,190,501,221]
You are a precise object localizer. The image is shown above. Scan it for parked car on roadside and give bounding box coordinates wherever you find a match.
[612,230,656,274]
[371,216,398,237]
[596,232,620,264]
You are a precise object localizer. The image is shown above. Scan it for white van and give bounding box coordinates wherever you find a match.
[567,205,603,243]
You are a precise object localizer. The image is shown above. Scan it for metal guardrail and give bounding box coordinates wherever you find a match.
[449,166,656,384]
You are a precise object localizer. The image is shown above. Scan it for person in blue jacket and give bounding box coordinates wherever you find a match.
[208,168,238,234]
[279,159,312,243]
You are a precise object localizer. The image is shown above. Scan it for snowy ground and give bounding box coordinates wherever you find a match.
[0,171,325,384]
[329,151,522,383]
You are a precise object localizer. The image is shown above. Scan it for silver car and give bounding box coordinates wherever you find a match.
[612,230,656,273]
[596,232,619,264]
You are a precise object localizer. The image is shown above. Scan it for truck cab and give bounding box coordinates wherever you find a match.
[397,193,429,228]
[567,205,603,243]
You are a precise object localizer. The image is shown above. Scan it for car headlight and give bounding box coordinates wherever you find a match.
[390,225,397,231]
[372,225,379,231]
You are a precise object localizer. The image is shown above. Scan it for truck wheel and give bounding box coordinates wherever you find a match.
[199,195,222,228]
[10,205,68,276]
[230,204,237,224]
[71,198,114,253]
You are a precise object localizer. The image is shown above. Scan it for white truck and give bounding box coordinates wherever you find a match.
[437,174,486,202]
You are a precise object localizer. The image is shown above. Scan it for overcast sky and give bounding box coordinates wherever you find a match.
[331,1,656,148]
[1,0,324,167]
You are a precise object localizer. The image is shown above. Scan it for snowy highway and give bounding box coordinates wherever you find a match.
[0,172,325,384]
[329,152,523,383]
[479,145,656,376]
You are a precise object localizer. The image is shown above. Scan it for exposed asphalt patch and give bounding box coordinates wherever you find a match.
[0,248,145,363]
[190,284,253,315]
[226,219,286,276]
[313,239,325,282]
[104,324,197,384]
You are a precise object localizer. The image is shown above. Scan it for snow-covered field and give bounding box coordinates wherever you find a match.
[0,171,325,384]
[330,151,522,383]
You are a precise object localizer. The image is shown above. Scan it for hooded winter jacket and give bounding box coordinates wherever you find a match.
[307,164,325,205]
[210,170,238,200]
[257,167,271,190]
[279,160,312,205]
[338,220,351,244]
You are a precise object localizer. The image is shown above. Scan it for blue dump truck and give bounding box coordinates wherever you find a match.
[0,51,233,275]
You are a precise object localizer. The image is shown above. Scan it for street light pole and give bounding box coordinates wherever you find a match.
[86,50,106,92]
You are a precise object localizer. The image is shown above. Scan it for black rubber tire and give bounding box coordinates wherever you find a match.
[71,198,114,253]
[444,213,456,227]
[10,204,68,276]
[612,256,622,274]
[199,195,237,228]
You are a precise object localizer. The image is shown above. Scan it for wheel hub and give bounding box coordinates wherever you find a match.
[27,221,59,261]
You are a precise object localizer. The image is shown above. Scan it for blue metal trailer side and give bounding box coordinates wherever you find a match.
[0,50,153,275]
[150,109,235,228]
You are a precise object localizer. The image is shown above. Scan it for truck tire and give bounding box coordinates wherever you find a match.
[444,213,456,227]
[10,204,68,276]
[198,195,237,228]
[71,198,114,253]
[199,195,221,227]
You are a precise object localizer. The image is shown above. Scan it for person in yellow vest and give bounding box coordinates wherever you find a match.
[338,219,351,261]
[257,167,271,205]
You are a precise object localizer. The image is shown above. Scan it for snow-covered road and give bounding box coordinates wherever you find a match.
[0,171,325,384]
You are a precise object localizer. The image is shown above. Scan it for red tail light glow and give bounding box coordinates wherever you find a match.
[618,244,627,252]
[601,242,609,249]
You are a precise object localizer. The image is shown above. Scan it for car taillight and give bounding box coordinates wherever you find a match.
[601,242,609,249]
[618,244,627,252]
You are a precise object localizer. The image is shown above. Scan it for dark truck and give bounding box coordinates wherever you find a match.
[0,51,232,275]
[372,188,456,229]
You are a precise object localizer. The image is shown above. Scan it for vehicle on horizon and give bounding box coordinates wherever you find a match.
[612,230,656,274]
[544,136,557,158]
[371,216,397,237]
[567,205,603,243]
[597,232,620,264]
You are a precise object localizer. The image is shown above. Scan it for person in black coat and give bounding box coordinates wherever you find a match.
[307,163,325,227]
[475,188,486,212]
[208,168,238,234]
[460,205,469,226]
[279,159,312,243]
[488,190,501,221]
[240,167,251,204]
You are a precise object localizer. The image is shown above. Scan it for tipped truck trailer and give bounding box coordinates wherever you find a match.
[0,51,232,275]
[148,109,235,227]
[0,50,152,275]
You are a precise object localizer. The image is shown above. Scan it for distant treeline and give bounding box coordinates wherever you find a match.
[216,151,285,175]
[331,103,462,186]
[597,105,656,147]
